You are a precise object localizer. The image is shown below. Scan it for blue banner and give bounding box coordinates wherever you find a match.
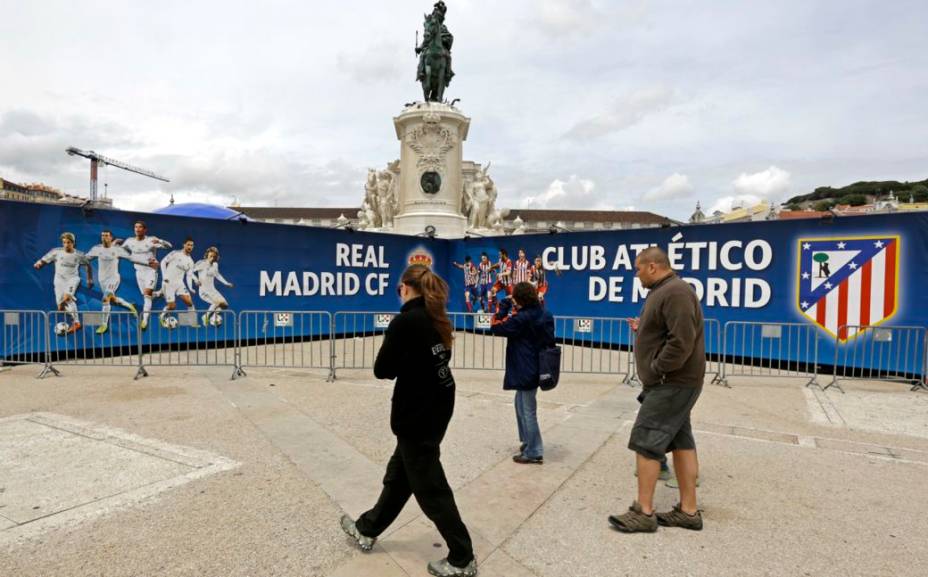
[2,199,927,374]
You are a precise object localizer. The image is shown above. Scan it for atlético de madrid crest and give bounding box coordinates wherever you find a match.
[797,236,899,342]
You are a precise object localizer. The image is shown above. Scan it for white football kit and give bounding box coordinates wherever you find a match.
[193,259,232,305]
[160,250,196,303]
[39,248,87,304]
[121,236,171,292]
[85,244,149,295]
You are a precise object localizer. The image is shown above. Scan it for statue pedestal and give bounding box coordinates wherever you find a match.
[392,103,470,238]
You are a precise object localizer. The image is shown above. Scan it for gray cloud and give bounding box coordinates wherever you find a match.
[564,86,675,139]
[1,1,926,222]
[336,40,406,85]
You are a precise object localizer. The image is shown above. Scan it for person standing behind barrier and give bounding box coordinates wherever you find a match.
[340,265,477,577]
[490,282,554,465]
[609,247,706,533]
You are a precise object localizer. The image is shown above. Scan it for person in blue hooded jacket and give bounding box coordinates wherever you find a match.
[490,281,555,464]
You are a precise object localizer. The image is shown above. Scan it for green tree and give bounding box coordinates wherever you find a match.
[841,194,868,206]
[814,200,834,212]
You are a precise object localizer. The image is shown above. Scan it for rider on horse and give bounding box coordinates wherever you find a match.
[416,1,454,102]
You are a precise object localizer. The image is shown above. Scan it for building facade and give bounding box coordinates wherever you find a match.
[233,205,676,234]
[1,177,111,207]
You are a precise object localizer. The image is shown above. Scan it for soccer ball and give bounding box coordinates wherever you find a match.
[54,322,70,337]
[161,316,179,330]
[210,315,223,327]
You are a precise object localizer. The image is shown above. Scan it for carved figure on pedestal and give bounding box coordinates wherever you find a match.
[377,177,396,228]
[363,170,382,228]
[461,175,474,222]
[465,165,499,230]
[357,200,377,230]
[487,206,509,232]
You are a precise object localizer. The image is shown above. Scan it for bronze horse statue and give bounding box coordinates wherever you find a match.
[416,3,454,102]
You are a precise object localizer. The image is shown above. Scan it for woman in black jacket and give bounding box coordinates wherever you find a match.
[340,264,477,577]
[490,282,555,464]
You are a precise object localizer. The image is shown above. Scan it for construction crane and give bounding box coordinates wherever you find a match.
[66,147,169,204]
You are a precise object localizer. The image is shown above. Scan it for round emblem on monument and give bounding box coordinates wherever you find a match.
[420,171,442,195]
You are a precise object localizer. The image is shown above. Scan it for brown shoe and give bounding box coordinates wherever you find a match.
[512,454,543,465]
[656,503,703,530]
[608,501,657,533]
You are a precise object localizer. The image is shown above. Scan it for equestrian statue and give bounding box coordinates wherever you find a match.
[415,1,455,103]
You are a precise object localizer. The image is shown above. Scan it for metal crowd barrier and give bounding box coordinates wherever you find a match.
[625,318,722,387]
[448,312,506,370]
[140,309,238,379]
[331,311,396,375]
[704,318,723,384]
[237,311,334,381]
[6,307,923,392]
[719,321,821,387]
[1,310,48,369]
[44,310,141,378]
[829,325,928,392]
[331,312,638,380]
[555,316,633,381]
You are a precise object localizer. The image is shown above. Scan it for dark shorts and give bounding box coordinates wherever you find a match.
[628,385,702,461]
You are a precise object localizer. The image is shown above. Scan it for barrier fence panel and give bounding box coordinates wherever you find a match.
[720,321,821,387]
[1,310,47,371]
[139,309,237,378]
[704,318,723,384]
[332,311,398,375]
[44,310,141,378]
[448,312,506,371]
[555,316,632,381]
[237,311,334,380]
[830,325,928,392]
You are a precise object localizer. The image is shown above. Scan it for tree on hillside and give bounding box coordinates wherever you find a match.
[841,194,868,206]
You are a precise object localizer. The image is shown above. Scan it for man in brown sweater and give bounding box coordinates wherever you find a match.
[609,247,706,533]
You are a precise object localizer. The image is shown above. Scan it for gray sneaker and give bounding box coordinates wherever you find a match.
[427,557,478,577]
[608,501,658,533]
[340,515,375,552]
[656,503,703,530]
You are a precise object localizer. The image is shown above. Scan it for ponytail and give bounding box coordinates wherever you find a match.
[401,265,453,349]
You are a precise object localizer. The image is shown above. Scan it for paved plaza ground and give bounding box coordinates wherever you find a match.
[1,358,927,576]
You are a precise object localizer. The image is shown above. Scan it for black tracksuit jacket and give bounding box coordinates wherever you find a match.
[374,297,456,444]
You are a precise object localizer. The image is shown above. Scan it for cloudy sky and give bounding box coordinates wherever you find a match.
[2,0,926,220]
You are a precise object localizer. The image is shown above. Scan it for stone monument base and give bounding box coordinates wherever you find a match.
[394,211,468,237]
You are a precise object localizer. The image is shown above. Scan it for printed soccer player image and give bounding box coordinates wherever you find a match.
[34,232,92,334]
[85,230,158,334]
[119,220,172,330]
[490,248,512,313]
[156,237,199,328]
[475,252,495,313]
[511,249,533,285]
[531,255,549,304]
[193,246,234,326]
[451,255,479,312]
